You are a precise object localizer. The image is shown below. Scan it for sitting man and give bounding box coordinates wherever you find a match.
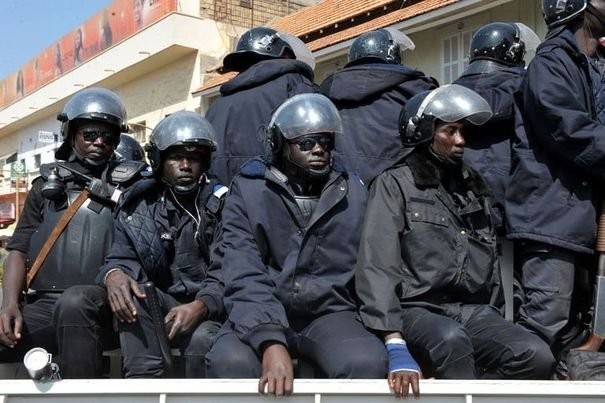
[205,94,387,395]
[355,84,556,398]
[0,87,146,378]
[59,111,227,378]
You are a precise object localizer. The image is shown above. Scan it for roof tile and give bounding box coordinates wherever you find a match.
[194,0,460,94]
[307,0,460,51]
[272,0,393,36]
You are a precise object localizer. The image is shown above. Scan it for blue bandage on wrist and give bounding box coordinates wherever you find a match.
[386,342,420,373]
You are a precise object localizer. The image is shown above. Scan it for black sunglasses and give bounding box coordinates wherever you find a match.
[291,135,334,152]
[78,129,119,143]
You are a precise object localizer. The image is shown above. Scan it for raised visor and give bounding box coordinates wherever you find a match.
[1,379,605,402]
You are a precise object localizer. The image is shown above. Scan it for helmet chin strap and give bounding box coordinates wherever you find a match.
[71,149,111,168]
[428,145,463,169]
[162,173,206,196]
[162,178,200,196]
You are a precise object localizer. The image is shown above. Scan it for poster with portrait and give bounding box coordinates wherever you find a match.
[0,0,177,109]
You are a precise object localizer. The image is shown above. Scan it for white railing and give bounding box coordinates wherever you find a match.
[0,379,604,402]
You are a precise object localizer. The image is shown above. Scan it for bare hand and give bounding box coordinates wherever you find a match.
[105,269,145,323]
[0,304,22,348]
[164,300,208,340]
[388,370,421,399]
[259,343,293,397]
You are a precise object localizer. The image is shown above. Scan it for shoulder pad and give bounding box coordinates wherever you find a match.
[205,184,228,215]
[109,160,149,187]
[39,163,73,181]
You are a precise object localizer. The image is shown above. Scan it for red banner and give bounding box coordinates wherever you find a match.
[0,0,177,110]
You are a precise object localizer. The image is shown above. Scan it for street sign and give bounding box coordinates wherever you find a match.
[38,131,56,144]
[10,161,25,179]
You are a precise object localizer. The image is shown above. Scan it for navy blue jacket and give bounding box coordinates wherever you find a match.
[97,177,226,318]
[215,158,367,353]
[206,59,319,185]
[320,63,438,184]
[454,67,525,227]
[506,28,605,253]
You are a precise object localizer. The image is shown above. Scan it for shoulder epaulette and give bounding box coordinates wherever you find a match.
[205,184,228,215]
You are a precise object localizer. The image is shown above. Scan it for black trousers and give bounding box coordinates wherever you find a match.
[402,304,555,379]
[205,310,387,379]
[0,294,59,363]
[53,285,118,378]
[118,288,221,378]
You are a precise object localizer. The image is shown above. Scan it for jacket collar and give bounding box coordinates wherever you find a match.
[405,149,491,197]
[220,59,314,95]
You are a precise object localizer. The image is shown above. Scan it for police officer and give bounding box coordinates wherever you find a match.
[0,87,146,377]
[454,22,539,227]
[205,94,387,395]
[356,85,555,397]
[206,27,319,185]
[60,111,228,378]
[506,0,605,362]
[320,28,438,184]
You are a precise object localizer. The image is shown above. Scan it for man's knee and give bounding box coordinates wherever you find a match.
[53,286,104,326]
[421,323,475,378]
[183,321,220,357]
[323,342,387,379]
[205,335,260,378]
[504,336,556,379]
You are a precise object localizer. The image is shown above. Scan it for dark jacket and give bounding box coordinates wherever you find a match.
[206,59,319,185]
[505,28,605,254]
[97,177,226,318]
[356,151,497,333]
[216,158,367,353]
[454,67,525,227]
[320,63,438,184]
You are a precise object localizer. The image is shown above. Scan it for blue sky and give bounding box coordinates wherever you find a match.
[0,0,112,79]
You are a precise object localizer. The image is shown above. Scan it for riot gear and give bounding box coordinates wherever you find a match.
[223,27,295,72]
[267,93,342,179]
[399,84,492,147]
[542,0,587,28]
[146,111,216,194]
[55,87,128,160]
[464,22,541,75]
[346,28,415,67]
[116,134,145,161]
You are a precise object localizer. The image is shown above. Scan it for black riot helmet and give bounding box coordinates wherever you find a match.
[463,22,541,75]
[222,27,295,72]
[116,134,145,161]
[266,93,342,178]
[55,87,128,160]
[146,110,217,172]
[346,28,415,67]
[399,84,492,147]
[542,0,587,28]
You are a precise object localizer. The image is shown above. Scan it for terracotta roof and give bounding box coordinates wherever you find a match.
[272,0,394,36]
[196,71,237,95]
[307,0,460,51]
[193,0,459,94]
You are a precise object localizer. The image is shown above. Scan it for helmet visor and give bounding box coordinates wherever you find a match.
[269,93,343,140]
[151,111,217,151]
[422,84,492,126]
[515,23,541,58]
[278,32,315,70]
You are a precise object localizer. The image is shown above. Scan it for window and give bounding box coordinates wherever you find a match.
[442,30,473,84]
[34,154,41,169]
